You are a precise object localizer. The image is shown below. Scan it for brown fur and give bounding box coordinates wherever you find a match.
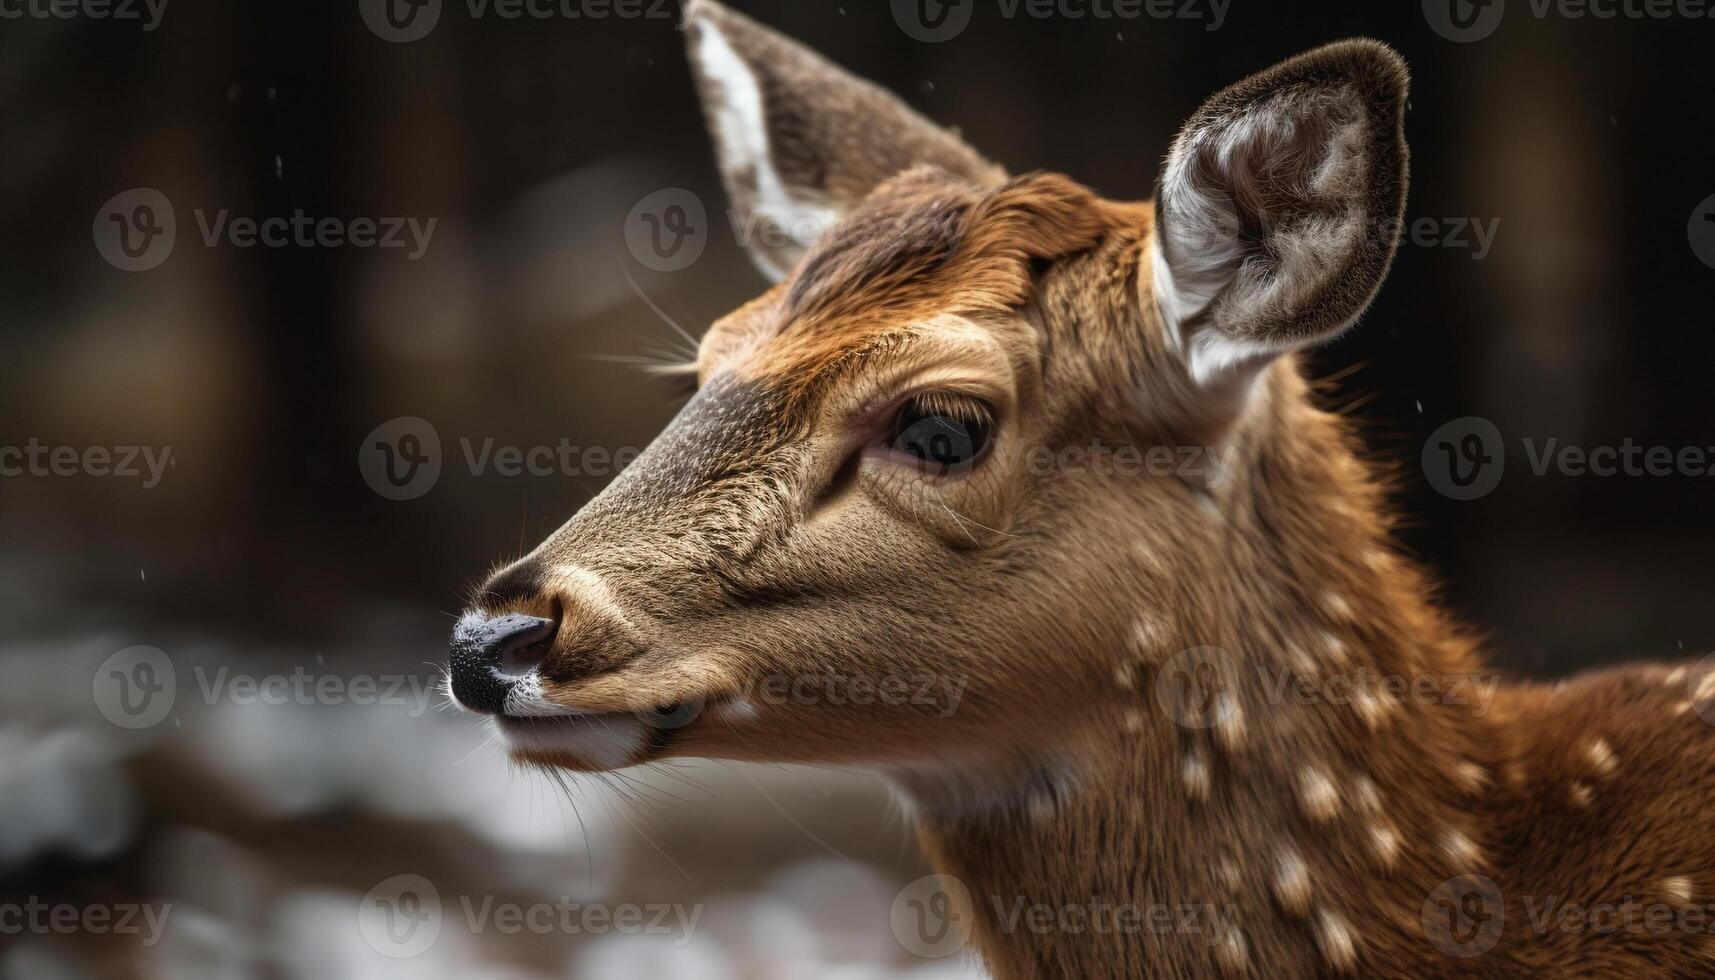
[453,6,1715,976]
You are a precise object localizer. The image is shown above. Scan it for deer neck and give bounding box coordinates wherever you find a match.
[898,365,1506,978]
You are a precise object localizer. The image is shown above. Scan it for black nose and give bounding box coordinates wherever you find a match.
[448,612,557,714]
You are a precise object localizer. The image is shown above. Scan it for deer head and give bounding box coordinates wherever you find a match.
[447,1,1410,793]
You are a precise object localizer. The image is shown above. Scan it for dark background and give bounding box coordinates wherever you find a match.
[1,0,1711,976]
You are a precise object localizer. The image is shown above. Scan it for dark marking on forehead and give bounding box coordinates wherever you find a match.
[710,171,1114,409]
[761,169,1113,359]
[784,181,971,323]
[578,375,798,523]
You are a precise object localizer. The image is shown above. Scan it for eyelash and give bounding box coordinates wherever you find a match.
[880,391,997,476]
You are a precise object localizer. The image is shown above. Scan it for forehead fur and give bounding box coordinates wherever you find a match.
[703,166,1120,400]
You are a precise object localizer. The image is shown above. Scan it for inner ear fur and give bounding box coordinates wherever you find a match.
[1154,39,1410,379]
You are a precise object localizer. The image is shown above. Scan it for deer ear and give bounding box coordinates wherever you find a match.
[682,0,1005,281]
[1152,40,1410,386]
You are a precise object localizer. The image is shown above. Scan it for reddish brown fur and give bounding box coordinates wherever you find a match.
[455,6,1715,977]
[719,168,1117,407]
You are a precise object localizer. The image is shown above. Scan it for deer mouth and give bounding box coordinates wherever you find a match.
[494,700,705,770]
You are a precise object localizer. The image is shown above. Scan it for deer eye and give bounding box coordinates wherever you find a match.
[886,393,994,476]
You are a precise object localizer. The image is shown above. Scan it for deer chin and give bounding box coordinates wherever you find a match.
[491,665,736,771]
[494,712,658,771]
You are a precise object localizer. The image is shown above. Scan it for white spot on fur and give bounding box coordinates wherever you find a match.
[1662,876,1694,905]
[1351,777,1382,816]
[1453,762,1489,794]
[1272,848,1312,917]
[1666,666,1688,686]
[1286,640,1319,677]
[1298,766,1338,822]
[1368,823,1400,868]
[1438,829,1481,867]
[1568,781,1594,808]
[1213,694,1247,751]
[1320,592,1354,621]
[1695,672,1715,703]
[1315,908,1359,972]
[1352,688,1389,731]
[1183,750,1212,802]
[1114,662,1135,691]
[1320,631,1349,665]
[1132,615,1165,653]
[1215,922,1249,974]
[1218,858,1243,892]
[1586,739,1617,778]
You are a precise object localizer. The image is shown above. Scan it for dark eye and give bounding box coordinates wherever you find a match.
[887,393,994,475]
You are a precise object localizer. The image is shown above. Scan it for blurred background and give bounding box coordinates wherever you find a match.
[1,0,1712,975]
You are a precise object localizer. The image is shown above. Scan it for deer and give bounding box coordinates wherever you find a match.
[444,2,1715,976]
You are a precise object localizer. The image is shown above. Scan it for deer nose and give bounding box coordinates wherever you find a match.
[448,612,558,714]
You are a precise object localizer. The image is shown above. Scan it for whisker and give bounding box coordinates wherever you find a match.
[622,262,703,359]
